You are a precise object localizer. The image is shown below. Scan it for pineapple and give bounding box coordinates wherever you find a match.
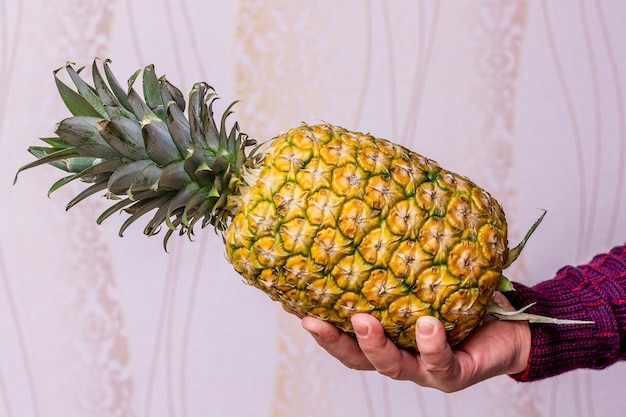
[16,60,582,351]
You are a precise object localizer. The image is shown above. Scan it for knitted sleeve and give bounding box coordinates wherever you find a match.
[505,243,626,382]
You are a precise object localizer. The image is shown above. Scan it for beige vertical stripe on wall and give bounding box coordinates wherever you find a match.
[40,1,135,416]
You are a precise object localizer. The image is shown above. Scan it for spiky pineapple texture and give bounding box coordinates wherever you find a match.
[223,122,515,347]
[18,59,580,352]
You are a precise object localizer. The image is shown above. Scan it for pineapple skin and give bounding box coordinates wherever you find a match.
[224,123,508,350]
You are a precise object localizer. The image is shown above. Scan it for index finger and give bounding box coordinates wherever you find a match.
[302,316,375,370]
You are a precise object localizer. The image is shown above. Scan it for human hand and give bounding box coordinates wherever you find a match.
[301,294,531,393]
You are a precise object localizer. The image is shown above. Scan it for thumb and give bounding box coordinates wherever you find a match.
[415,316,457,374]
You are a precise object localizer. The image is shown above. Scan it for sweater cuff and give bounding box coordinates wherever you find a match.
[505,271,620,382]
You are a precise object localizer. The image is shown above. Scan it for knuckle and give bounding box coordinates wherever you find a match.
[376,363,405,380]
[422,361,453,374]
[435,381,461,393]
[342,358,366,370]
[412,373,460,393]
[420,354,457,375]
[424,363,456,378]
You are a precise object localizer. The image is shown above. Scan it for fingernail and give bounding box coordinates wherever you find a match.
[353,319,369,337]
[417,318,435,337]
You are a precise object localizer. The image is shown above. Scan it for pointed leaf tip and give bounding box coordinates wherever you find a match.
[486,301,594,325]
[503,209,547,269]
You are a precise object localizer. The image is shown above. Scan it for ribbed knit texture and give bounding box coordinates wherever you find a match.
[506,243,626,382]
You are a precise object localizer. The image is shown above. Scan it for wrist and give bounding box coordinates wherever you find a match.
[511,320,531,375]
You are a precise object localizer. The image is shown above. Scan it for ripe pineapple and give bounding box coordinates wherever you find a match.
[17,60,578,351]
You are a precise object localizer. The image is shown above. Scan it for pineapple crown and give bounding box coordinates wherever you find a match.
[16,59,260,247]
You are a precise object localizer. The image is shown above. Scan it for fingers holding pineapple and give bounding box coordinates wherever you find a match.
[301,314,441,384]
[302,303,531,393]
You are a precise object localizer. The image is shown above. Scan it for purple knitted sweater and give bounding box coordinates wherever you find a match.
[505,243,626,382]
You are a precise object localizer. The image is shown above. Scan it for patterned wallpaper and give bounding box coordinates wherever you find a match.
[1,1,625,416]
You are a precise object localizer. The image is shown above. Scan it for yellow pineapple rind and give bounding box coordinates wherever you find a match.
[224,123,508,351]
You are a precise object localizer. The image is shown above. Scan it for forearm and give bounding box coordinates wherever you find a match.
[505,244,626,382]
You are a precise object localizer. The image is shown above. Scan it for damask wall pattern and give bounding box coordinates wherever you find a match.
[0,1,625,416]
